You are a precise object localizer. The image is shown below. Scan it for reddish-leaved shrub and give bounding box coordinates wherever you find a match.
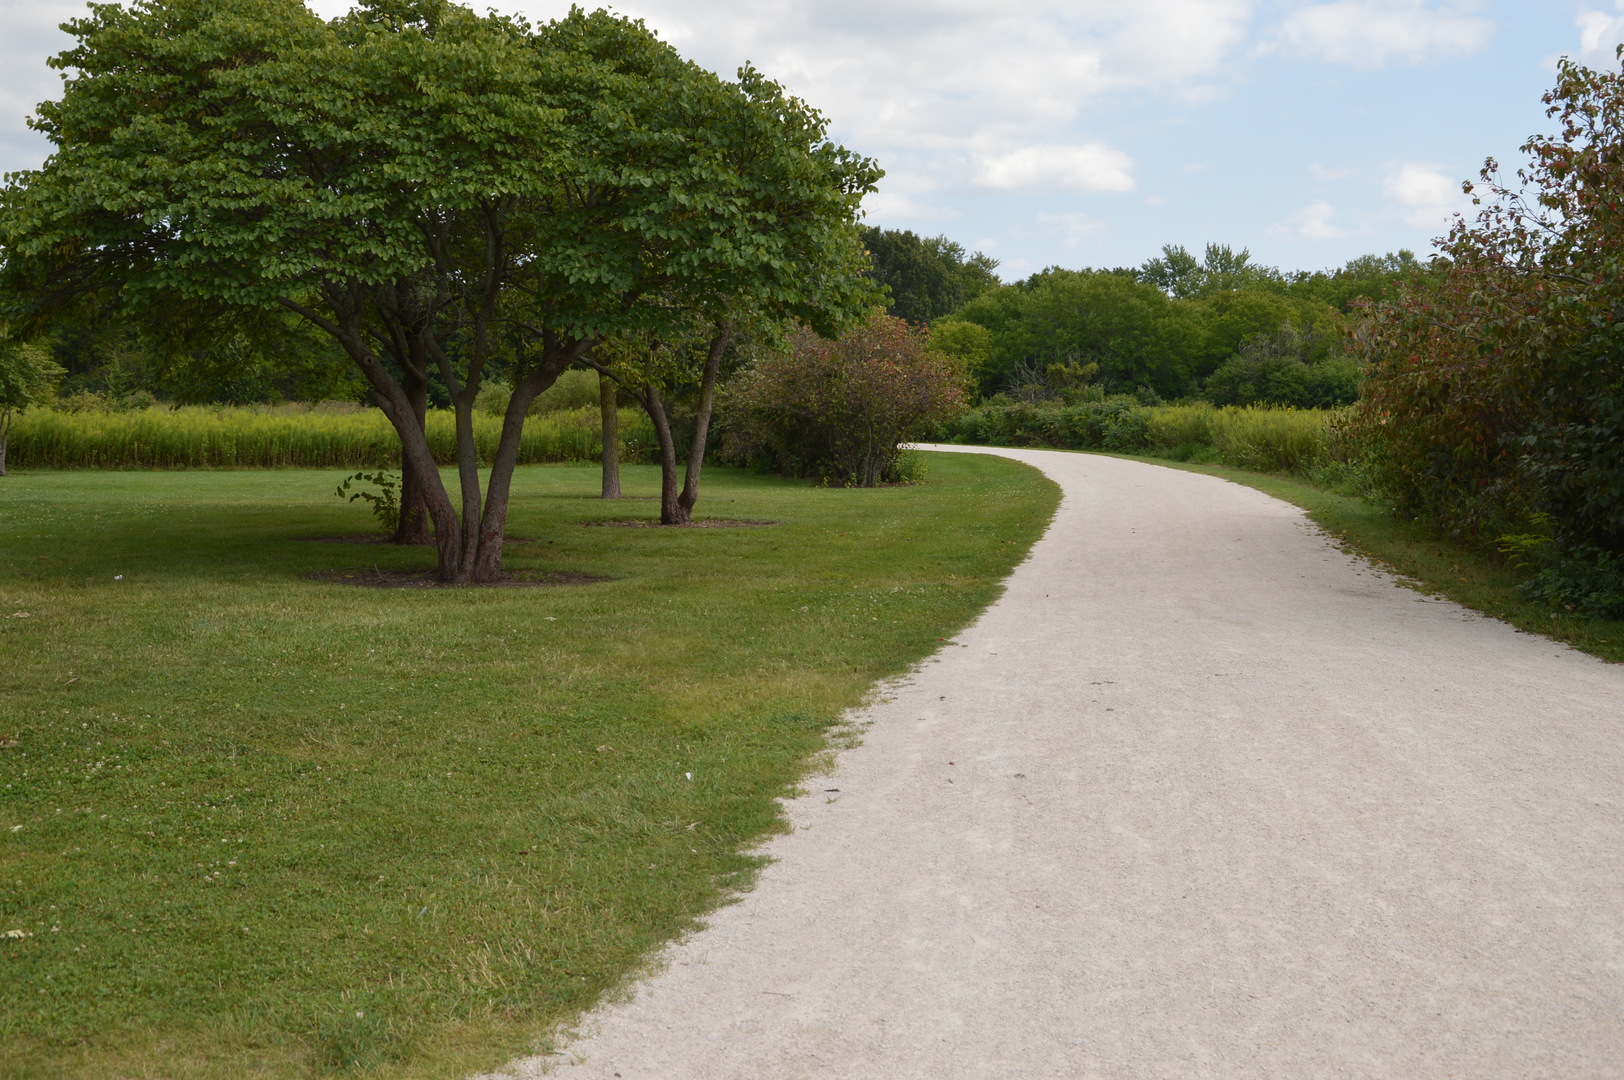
[723,314,966,486]
[1350,53,1624,614]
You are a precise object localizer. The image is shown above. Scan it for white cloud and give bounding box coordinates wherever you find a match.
[1577,4,1624,63]
[0,4,76,175]
[552,0,1246,203]
[1309,163,1357,180]
[862,190,964,220]
[1265,1,1492,66]
[973,143,1135,193]
[600,0,1256,140]
[1010,211,1109,251]
[1267,201,1352,240]
[6,0,1254,199]
[1381,161,1471,229]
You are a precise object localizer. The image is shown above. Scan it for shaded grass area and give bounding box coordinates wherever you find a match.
[0,456,1059,1079]
[1113,452,1624,664]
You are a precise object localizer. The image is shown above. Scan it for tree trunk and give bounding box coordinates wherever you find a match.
[676,325,731,519]
[641,385,686,525]
[279,297,589,584]
[331,325,465,580]
[450,391,483,581]
[469,358,574,581]
[392,368,433,544]
[0,411,10,476]
[599,372,621,499]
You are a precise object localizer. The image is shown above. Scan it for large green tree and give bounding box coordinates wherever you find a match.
[1138,243,1282,300]
[0,0,876,580]
[860,227,999,323]
[1287,251,1424,313]
[944,268,1204,398]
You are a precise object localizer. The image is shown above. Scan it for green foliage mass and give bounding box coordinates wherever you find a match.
[942,399,1342,478]
[1204,324,1363,409]
[0,340,61,415]
[474,369,603,417]
[945,269,1199,399]
[0,338,65,474]
[860,227,1000,324]
[1351,54,1624,615]
[930,247,1405,404]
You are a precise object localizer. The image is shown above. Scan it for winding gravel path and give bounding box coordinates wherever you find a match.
[488,447,1624,1080]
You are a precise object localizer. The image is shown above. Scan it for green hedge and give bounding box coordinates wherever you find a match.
[941,399,1347,477]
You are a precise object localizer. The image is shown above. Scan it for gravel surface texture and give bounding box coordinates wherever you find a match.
[482,447,1624,1080]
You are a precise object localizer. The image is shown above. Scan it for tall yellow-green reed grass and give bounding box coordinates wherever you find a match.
[7,404,655,470]
[1145,403,1343,474]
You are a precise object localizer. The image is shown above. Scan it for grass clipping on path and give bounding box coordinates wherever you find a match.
[0,457,1059,1080]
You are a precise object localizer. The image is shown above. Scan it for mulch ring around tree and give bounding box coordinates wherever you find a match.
[306,567,606,588]
[295,534,535,546]
[582,519,778,529]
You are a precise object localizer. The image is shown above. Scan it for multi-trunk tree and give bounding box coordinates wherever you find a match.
[0,0,877,579]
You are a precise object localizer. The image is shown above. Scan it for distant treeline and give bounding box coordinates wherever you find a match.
[31,228,1412,418]
[861,226,1420,408]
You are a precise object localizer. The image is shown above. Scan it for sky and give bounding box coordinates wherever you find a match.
[3,1,1622,280]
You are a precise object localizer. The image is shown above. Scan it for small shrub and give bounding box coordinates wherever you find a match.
[1518,545,1624,618]
[889,448,928,486]
[0,337,63,475]
[724,315,966,486]
[334,470,401,532]
[942,400,1344,477]
[53,388,157,413]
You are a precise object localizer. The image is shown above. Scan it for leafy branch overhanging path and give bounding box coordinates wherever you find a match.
[491,447,1624,1080]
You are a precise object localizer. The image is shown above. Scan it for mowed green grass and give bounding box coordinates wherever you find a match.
[0,456,1059,1079]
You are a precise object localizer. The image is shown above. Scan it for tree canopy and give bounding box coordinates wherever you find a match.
[860,227,999,324]
[925,246,1418,403]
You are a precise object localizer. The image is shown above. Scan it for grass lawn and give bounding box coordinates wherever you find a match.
[1114,453,1624,664]
[0,455,1059,1079]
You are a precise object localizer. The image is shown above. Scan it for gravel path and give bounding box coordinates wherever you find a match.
[486,447,1624,1080]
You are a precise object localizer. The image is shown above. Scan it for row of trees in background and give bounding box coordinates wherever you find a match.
[864,227,1418,408]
